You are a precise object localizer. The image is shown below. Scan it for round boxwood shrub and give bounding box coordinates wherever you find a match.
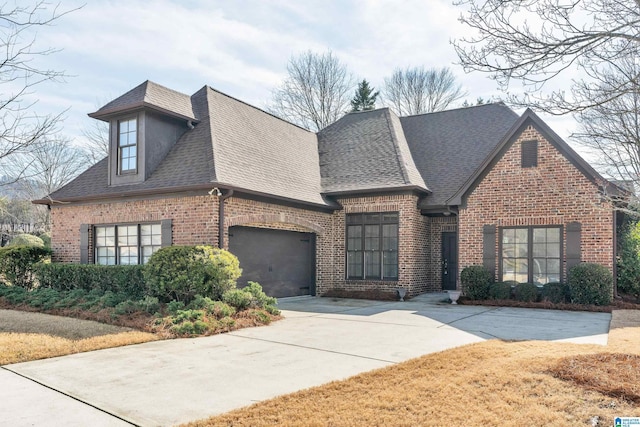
[488,282,512,300]
[542,282,570,303]
[144,245,242,303]
[461,265,493,300]
[568,263,613,305]
[7,233,44,248]
[514,282,539,302]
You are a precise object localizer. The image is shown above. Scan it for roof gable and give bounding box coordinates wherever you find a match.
[448,108,623,206]
[401,103,519,208]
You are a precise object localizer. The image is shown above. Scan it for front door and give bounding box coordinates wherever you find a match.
[441,232,458,290]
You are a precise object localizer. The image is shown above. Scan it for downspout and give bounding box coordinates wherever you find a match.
[613,209,618,298]
[218,189,234,249]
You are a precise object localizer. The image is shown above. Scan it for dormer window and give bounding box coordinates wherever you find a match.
[118,118,137,174]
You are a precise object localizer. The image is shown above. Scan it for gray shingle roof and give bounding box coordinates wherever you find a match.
[400,103,519,207]
[89,80,197,121]
[46,82,529,210]
[318,108,428,194]
[51,83,328,207]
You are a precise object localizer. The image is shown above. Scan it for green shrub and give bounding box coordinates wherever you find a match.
[138,296,160,314]
[28,287,62,310]
[172,309,204,324]
[0,284,28,304]
[568,263,613,305]
[7,233,45,247]
[542,282,569,303]
[222,289,253,310]
[167,300,185,315]
[514,283,539,302]
[488,282,512,300]
[461,265,493,300]
[98,291,128,308]
[114,300,141,315]
[143,246,242,303]
[617,222,640,299]
[188,295,235,318]
[38,232,51,248]
[34,264,145,299]
[243,281,277,308]
[246,309,271,324]
[0,245,51,289]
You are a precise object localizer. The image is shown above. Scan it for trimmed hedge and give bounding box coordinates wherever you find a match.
[0,245,51,289]
[542,282,570,303]
[568,263,613,305]
[461,265,493,300]
[144,246,241,303]
[489,282,512,300]
[34,263,146,300]
[514,282,539,302]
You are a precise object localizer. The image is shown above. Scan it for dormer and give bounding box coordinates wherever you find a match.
[88,81,198,186]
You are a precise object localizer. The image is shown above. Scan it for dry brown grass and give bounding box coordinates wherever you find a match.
[183,310,640,427]
[0,331,158,365]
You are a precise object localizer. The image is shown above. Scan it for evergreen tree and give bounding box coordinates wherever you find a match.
[350,80,379,112]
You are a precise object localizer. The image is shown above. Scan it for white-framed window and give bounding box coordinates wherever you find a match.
[95,223,161,265]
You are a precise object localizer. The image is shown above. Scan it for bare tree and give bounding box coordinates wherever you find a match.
[573,57,640,187]
[453,0,640,208]
[81,118,109,164]
[11,137,87,199]
[382,67,465,116]
[0,2,76,178]
[269,50,355,131]
[453,0,640,115]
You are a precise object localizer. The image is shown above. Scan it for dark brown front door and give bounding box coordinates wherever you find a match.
[441,232,458,290]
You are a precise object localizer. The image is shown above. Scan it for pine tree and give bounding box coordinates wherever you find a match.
[350,79,379,112]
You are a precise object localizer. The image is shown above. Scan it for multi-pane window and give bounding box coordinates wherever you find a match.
[95,223,161,265]
[118,118,137,173]
[501,226,561,284]
[346,213,398,280]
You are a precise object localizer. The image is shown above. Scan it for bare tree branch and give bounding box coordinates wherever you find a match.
[268,50,355,131]
[382,67,466,116]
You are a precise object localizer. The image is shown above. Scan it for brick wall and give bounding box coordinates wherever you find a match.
[50,192,438,296]
[458,124,614,283]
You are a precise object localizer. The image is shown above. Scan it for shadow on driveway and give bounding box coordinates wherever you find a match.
[277,293,612,344]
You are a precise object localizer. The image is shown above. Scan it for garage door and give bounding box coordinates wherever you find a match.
[228,226,315,298]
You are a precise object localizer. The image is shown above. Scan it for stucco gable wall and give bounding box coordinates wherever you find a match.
[458,124,614,281]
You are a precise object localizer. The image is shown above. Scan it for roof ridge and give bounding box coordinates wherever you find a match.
[383,109,411,186]
[400,102,513,119]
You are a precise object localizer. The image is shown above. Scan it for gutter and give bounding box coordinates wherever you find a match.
[218,189,234,249]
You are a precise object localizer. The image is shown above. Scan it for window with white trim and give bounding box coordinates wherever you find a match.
[95,223,161,265]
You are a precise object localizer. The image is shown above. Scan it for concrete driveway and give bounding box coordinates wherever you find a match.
[2,294,611,426]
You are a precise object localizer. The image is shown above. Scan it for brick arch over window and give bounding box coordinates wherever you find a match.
[225,213,325,235]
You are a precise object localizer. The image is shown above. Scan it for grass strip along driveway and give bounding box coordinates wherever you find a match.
[0,309,157,365]
[184,310,640,427]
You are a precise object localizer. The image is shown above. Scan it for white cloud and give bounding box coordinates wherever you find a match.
[24,0,576,146]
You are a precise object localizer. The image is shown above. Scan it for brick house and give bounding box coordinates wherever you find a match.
[35,81,624,298]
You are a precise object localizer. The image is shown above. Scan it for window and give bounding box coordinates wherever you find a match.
[118,118,137,173]
[346,213,398,280]
[501,226,561,284]
[521,140,538,168]
[95,223,161,265]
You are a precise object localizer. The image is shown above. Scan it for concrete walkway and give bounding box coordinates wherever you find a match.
[2,294,611,426]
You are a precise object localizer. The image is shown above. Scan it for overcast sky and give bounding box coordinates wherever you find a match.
[25,0,579,154]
